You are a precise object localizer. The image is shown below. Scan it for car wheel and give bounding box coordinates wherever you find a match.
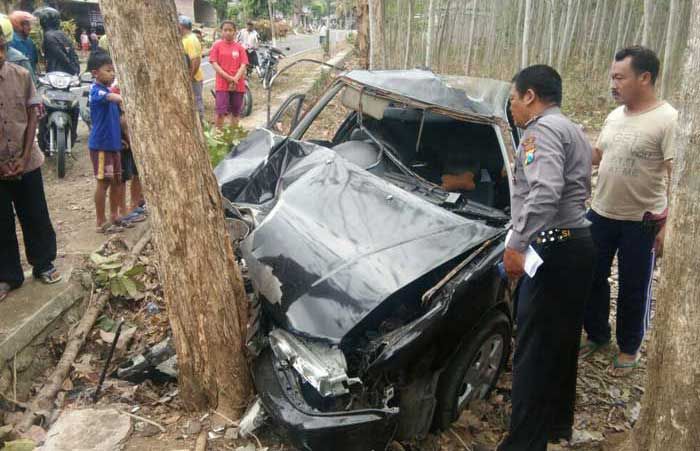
[433,312,510,430]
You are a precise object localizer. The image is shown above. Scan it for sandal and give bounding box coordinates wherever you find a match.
[579,340,609,359]
[97,223,124,234]
[0,282,11,303]
[34,266,62,285]
[608,354,640,377]
[113,219,135,229]
[121,212,146,223]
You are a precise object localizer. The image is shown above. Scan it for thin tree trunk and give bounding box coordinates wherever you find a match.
[557,0,574,69]
[614,0,628,53]
[548,0,556,65]
[268,0,276,46]
[642,0,653,46]
[621,1,635,47]
[403,0,413,69]
[592,0,609,78]
[586,0,602,60]
[368,0,385,70]
[357,0,370,69]
[521,0,532,68]
[425,0,435,67]
[98,0,252,416]
[624,2,700,449]
[560,0,579,70]
[661,0,679,97]
[465,0,477,74]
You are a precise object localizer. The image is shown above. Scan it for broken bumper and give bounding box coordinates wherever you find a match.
[253,350,399,451]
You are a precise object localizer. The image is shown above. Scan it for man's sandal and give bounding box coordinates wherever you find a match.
[579,340,609,359]
[608,354,640,377]
[0,282,11,303]
[97,223,124,234]
[34,266,62,285]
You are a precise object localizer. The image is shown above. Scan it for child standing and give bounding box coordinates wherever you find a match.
[87,51,125,233]
[209,20,248,128]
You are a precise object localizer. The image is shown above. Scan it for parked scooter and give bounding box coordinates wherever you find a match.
[36,71,88,178]
[250,44,288,88]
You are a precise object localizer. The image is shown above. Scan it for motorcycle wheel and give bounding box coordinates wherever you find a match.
[55,127,67,179]
[241,88,253,118]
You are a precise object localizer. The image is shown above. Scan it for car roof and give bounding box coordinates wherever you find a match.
[340,69,511,123]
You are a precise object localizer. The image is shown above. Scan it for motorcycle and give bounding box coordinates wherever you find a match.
[36,71,86,178]
[248,44,288,88]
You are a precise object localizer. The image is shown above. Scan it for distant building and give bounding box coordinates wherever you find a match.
[174,0,217,26]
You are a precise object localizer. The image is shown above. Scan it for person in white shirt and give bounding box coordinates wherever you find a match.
[319,23,328,47]
[237,21,259,68]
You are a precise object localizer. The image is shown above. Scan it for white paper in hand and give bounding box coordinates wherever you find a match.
[505,230,544,278]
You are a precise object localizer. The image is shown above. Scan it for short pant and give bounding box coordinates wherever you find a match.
[121,148,138,182]
[90,150,122,182]
[215,90,245,117]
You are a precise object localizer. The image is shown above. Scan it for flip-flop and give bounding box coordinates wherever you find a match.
[608,354,640,377]
[121,212,146,223]
[579,340,609,359]
[0,282,11,303]
[97,223,124,234]
[113,219,135,229]
[34,266,62,285]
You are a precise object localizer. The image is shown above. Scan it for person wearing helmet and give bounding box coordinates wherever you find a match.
[179,15,204,121]
[8,10,38,72]
[34,6,80,75]
[0,23,62,303]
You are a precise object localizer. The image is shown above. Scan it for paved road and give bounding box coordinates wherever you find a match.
[201,30,350,83]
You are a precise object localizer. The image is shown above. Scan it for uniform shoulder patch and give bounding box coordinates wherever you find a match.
[522,136,536,166]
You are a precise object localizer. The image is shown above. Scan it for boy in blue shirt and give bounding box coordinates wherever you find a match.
[87,51,124,233]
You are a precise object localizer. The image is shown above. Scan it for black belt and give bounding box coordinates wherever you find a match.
[535,227,590,245]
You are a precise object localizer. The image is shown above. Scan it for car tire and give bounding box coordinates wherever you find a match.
[433,311,510,430]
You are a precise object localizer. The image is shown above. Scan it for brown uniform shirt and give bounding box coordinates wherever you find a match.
[0,61,44,176]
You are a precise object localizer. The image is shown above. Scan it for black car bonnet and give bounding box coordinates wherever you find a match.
[238,141,501,343]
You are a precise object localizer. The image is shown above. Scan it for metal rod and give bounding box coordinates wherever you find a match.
[93,319,124,402]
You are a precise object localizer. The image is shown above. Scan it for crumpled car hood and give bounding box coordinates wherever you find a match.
[238,143,500,344]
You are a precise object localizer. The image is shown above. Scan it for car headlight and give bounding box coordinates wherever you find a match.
[269,329,361,397]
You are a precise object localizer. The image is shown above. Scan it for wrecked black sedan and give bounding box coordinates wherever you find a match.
[215,70,520,450]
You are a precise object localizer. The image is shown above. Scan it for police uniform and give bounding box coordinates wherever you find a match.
[498,107,595,450]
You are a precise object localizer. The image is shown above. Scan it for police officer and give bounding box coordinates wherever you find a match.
[498,65,595,450]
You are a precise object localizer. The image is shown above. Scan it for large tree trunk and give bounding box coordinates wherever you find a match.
[98,0,253,416]
[624,2,700,448]
[368,0,385,70]
[357,0,370,69]
[661,0,679,98]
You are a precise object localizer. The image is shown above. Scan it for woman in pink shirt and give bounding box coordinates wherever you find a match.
[209,21,248,128]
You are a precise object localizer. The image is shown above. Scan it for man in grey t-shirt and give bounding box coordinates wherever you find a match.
[498,65,595,451]
[581,46,676,376]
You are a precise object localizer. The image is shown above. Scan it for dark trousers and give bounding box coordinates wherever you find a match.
[0,168,57,288]
[499,234,595,451]
[583,210,656,355]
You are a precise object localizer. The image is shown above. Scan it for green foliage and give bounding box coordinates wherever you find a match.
[310,1,326,18]
[204,124,248,167]
[241,0,295,19]
[207,0,229,22]
[60,19,76,42]
[90,252,146,300]
[227,4,241,20]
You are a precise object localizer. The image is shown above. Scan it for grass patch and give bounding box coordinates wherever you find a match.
[204,125,248,166]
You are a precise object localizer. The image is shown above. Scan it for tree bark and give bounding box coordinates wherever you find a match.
[661,0,679,98]
[556,0,574,69]
[521,0,532,68]
[368,0,385,70]
[268,0,277,47]
[547,0,556,65]
[98,0,253,416]
[425,0,435,68]
[642,0,653,46]
[624,2,700,448]
[402,0,414,69]
[357,0,370,69]
[465,0,477,74]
